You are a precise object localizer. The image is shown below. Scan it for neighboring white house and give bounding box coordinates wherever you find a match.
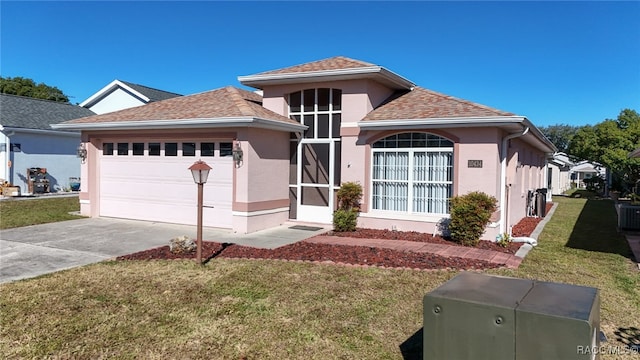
[547,152,574,195]
[547,152,609,195]
[80,80,182,114]
[570,160,607,189]
[0,94,95,193]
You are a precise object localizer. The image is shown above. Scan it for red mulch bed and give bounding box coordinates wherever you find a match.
[116,203,553,271]
[117,241,502,270]
[326,229,522,255]
[512,202,553,237]
[116,242,226,261]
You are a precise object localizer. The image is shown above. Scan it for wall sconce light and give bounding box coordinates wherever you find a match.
[77,143,87,163]
[232,141,243,168]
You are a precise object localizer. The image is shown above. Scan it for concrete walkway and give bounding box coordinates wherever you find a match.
[0,217,330,284]
[1,203,556,282]
[306,236,524,269]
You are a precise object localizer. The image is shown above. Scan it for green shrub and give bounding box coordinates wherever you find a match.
[448,191,498,246]
[333,182,363,232]
[496,232,512,248]
[333,209,358,232]
[583,177,605,192]
[336,182,363,211]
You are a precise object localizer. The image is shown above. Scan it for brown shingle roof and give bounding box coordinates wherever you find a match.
[256,56,376,75]
[63,86,298,125]
[363,86,515,121]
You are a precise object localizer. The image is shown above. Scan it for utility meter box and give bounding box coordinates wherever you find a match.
[423,272,600,360]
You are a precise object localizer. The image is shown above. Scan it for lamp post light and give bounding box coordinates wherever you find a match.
[188,160,212,264]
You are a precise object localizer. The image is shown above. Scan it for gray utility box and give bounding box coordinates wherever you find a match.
[423,272,600,360]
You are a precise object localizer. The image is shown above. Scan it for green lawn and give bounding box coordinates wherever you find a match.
[0,196,638,359]
[496,196,640,357]
[0,196,83,229]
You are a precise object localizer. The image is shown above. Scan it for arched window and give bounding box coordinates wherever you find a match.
[371,133,453,214]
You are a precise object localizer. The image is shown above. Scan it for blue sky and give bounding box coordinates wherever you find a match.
[1,1,638,127]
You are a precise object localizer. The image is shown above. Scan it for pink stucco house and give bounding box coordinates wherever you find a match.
[53,57,555,241]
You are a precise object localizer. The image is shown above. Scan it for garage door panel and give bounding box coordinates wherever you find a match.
[99,142,233,229]
[100,178,232,204]
[100,199,231,227]
[101,181,231,206]
[101,158,232,182]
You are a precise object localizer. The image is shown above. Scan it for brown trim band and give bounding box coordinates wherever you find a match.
[233,198,289,212]
[490,210,500,222]
[340,126,360,136]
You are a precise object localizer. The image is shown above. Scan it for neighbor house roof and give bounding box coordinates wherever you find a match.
[54,86,304,132]
[0,94,95,131]
[119,81,182,102]
[79,79,182,108]
[363,87,514,121]
[238,56,415,90]
[549,152,575,168]
[571,161,604,174]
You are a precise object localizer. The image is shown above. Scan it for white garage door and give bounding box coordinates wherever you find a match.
[99,140,233,229]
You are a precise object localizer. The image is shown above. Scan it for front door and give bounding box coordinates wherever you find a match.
[297,142,334,223]
[288,88,342,224]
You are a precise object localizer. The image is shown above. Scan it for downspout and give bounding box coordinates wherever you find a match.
[544,155,551,201]
[499,125,529,235]
[4,130,15,186]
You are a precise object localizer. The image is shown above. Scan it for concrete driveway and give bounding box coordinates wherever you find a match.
[0,217,329,284]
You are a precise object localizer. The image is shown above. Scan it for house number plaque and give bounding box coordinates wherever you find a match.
[468,160,483,168]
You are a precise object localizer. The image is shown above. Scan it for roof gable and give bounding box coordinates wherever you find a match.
[61,86,297,126]
[79,79,181,109]
[0,94,95,130]
[363,87,515,121]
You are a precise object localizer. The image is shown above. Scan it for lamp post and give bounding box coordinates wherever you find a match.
[189,160,212,264]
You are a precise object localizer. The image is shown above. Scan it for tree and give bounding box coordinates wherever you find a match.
[568,109,640,191]
[0,76,69,103]
[539,124,580,154]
